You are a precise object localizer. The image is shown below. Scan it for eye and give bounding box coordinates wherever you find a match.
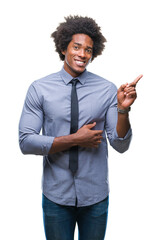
[86,49,92,54]
[73,46,79,50]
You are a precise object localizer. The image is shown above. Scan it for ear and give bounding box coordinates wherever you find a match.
[61,50,66,56]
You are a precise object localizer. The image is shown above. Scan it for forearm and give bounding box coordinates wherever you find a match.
[49,134,77,154]
[116,112,130,138]
[49,122,103,154]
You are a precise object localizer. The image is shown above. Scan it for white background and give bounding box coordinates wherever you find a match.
[1,0,161,239]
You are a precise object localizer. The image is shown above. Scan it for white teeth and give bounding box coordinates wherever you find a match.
[76,60,85,64]
[75,60,85,66]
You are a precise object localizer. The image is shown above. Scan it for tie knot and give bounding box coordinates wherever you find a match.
[71,79,79,86]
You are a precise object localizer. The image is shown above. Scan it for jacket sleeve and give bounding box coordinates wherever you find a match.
[19,82,54,155]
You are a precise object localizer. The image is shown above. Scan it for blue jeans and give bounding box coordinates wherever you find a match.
[42,194,109,240]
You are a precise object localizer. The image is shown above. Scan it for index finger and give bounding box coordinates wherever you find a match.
[128,74,143,87]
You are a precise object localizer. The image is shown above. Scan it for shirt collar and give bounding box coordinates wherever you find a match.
[60,67,88,85]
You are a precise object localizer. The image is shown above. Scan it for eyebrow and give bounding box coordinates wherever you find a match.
[74,42,93,49]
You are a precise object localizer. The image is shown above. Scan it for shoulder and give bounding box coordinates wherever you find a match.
[28,71,61,92]
[25,71,61,101]
[33,71,61,86]
[87,71,117,91]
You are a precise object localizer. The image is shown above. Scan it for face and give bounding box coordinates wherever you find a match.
[62,34,93,77]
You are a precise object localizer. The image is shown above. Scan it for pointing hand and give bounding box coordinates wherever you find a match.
[117,74,143,109]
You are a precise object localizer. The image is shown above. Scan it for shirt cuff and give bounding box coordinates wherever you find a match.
[42,136,55,155]
[113,127,132,140]
[20,135,55,156]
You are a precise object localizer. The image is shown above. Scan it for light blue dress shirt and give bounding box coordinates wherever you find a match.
[19,67,132,207]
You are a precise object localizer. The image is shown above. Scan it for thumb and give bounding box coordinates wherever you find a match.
[118,83,128,92]
[86,122,96,129]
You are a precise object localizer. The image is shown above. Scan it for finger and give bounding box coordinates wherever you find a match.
[128,74,143,87]
[133,74,143,85]
[124,86,135,93]
[93,143,99,148]
[121,83,128,89]
[95,140,102,144]
[118,83,128,92]
[93,130,103,135]
[126,91,137,98]
[86,122,96,129]
[94,135,103,141]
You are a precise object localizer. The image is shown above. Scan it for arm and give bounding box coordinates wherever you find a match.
[117,74,143,137]
[116,112,130,138]
[19,83,54,155]
[19,83,103,155]
[48,122,103,154]
[105,83,132,153]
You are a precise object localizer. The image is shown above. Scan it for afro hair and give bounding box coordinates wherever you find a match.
[51,15,107,61]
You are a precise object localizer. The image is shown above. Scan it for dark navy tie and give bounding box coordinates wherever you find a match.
[69,79,79,174]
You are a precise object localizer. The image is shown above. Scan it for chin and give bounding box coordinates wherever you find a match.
[65,60,86,76]
[74,66,86,73]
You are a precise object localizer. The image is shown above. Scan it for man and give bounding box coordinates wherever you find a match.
[19,16,143,240]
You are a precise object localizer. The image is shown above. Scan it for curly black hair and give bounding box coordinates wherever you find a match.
[51,15,107,61]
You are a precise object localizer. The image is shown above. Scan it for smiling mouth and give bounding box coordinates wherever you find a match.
[75,59,86,67]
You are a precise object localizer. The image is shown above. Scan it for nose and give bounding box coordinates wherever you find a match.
[78,49,86,58]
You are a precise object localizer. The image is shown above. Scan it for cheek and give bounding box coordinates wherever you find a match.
[65,55,72,66]
[65,52,76,66]
[65,51,71,61]
[86,57,92,66]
